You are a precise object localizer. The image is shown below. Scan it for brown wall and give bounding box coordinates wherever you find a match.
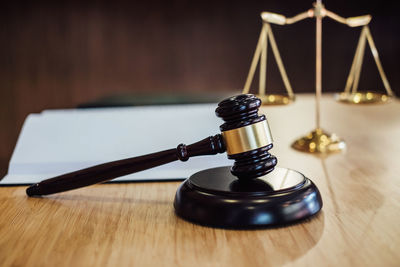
[1,0,399,174]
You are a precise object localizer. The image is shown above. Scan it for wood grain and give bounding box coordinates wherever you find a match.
[1,94,400,266]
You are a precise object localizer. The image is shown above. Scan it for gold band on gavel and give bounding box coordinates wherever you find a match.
[222,120,273,155]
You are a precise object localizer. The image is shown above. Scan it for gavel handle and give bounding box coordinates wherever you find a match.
[26,134,225,196]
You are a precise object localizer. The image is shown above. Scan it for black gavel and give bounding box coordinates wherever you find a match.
[26,94,277,196]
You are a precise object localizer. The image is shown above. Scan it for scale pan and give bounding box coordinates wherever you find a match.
[256,94,294,105]
[335,91,391,104]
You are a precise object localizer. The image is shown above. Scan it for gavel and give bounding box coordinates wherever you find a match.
[26,94,277,196]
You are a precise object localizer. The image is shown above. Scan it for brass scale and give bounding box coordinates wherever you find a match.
[242,0,395,154]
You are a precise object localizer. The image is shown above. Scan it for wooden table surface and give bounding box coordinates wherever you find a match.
[1,94,399,267]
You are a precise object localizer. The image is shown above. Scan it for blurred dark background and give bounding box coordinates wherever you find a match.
[1,0,399,174]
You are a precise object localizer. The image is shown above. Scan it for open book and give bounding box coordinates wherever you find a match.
[1,104,231,185]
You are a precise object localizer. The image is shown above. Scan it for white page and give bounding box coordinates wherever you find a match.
[1,104,231,184]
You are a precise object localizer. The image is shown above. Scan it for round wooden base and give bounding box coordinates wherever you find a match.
[174,166,322,229]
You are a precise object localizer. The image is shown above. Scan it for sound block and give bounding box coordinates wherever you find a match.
[174,166,322,229]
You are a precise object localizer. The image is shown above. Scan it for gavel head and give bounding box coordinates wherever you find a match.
[215,94,277,180]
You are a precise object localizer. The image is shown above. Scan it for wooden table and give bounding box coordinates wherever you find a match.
[1,94,399,267]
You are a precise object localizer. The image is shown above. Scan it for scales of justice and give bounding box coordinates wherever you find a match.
[242,0,395,154]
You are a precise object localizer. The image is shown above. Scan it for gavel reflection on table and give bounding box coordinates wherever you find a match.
[26,94,322,228]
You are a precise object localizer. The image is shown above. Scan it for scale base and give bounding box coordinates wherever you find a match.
[256,94,294,105]
[335,91,391,104]
[174,166,322,229]
[292,128,346,154]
